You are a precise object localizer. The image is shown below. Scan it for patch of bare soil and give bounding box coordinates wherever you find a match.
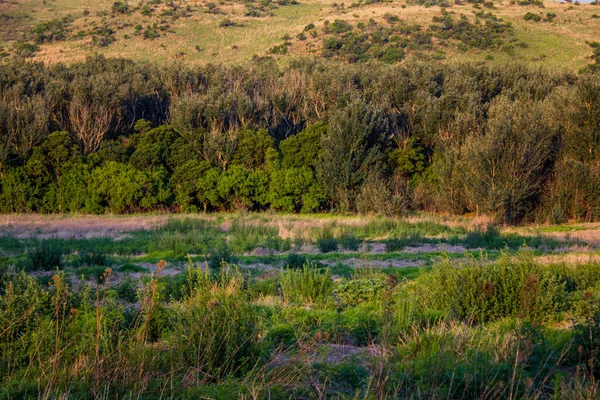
[321,258,425,268]
[0,215,171,239]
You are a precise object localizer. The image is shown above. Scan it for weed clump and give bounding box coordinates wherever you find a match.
[317,236,338,253]
[24,243,62,271]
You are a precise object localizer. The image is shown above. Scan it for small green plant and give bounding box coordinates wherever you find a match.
[339,233,361,251]
[524,12,542,22]
[284,253,308,269]
[75,249,107,267]
[24,243,62,271]
[384,237,405,252]
[317,236,338,253]
[208,243,233,270]
[116,277,138,302]
[333,278,385,307]
[280,265,333,304]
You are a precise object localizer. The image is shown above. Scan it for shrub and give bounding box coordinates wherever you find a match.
[317,236,338,253]
[339,233,361,251]
[280,265,333,305]
[219,18,236,27]
[524,12,542,22]
[284,253,308,269]
[208,243,233,270]
[463,225,504,249]
[334,278,385,307]
[171,266,259,379]
[414,252,567,323]
[75,249,107,267]
[384,236,414,252]
[116,277,138,302]
[24,243,62,271]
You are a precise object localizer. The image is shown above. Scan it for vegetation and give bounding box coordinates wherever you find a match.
[1,57,600,224]
[0,214,599,398]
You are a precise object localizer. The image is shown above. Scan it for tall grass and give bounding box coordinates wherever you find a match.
[3,238,600,397]
[280,265,334,305]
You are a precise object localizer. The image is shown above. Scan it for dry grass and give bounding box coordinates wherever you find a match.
[2,0,599,70]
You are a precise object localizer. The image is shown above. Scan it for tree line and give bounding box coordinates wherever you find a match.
[1,55,599,224]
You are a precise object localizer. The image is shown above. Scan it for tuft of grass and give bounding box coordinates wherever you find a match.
[280,264,334,305]
[23,242,62,271]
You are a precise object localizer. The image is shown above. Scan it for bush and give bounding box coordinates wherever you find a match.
[24,243,62,271]
[339,233,361,251]
[317,236,338,253]
[280,265,333,305]
[414,252,567,323]
[284,253,308,269]
[384,237,407,252]
[524,12,542,22]
[116,277,138,302]
[463,225,504,249]
[75,249,107,267]
[334,278,385,307]
[171,266,259,379]
[208,243,234,270]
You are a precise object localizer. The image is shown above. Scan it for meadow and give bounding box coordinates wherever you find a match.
[1,213,600,398]
[1,0,599,71]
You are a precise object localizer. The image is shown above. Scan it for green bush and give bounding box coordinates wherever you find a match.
[116,277,138,302]
[170,266,259,379]
[413,252,567,323]
[280,265,334,305]
[284,253,308,269]
[334,278,385,307]
[74,249,107,267]
[208,243,234,270]
[317,236,338,253]
[24,243,62,271]
[339,234,361,251]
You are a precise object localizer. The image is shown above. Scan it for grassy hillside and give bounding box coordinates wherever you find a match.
[0,0,599,70]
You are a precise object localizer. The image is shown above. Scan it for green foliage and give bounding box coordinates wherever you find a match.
[339,233,361,251]
[284,253,308,269]
[24,243,62,271]
[171,265,259,379]
[74,249,107,267]
[280,265,334,304]
[415,252,567,323]
[317,236,338,253]
[334,278,385,307]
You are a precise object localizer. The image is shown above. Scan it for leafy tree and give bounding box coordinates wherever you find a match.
[0,167,36,212]
[230,129,274,169]
[269,167,322,212]
[458,97,557,224]
[317,100,388,211]
[280,123,325,170]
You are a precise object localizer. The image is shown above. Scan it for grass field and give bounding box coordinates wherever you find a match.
[2,213,600,397]
[1,0,599,71]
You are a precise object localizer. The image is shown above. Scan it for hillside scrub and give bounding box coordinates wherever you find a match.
[1,57,600,223]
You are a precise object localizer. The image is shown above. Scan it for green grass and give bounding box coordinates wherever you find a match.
[1,214,600,398]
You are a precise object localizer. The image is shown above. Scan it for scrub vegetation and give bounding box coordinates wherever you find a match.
[1,214,600,398]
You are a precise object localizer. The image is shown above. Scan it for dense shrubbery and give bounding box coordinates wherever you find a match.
[1,55,600,223]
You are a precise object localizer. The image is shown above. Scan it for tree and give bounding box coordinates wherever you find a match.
[458,97,557,224]
[231,129,274,170]
[280,123,325,170]
[317,99,388,211]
